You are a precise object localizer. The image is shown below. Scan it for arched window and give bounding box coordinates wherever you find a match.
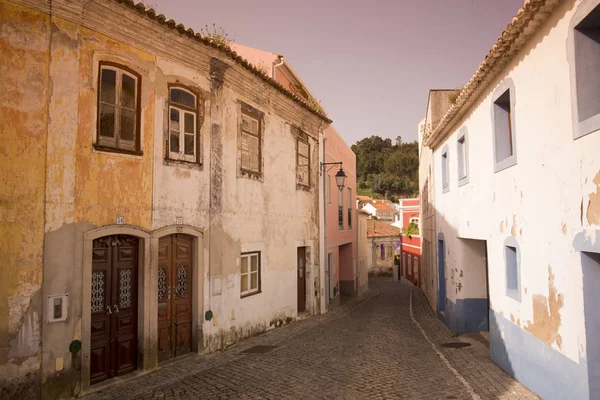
[169,87,198,163]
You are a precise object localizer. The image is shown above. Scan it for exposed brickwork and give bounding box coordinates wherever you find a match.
[83,280,538,400]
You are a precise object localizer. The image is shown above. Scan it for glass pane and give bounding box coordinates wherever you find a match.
[121,74,136,108]
[250,272,257,290]
[251,255,258,272]
[241,274,248,292]
[298,141,309,157]
[100,68,116,104]
[170,108,180,131]
[170,131,180,153]
[184,113,195,134]
[170,88,196,108]
[120,109,135,142]
[241,257,248,274]
[99,103,115,138]
[297,166,308,185]
[242,114,258,134]
[184,134,194,156]
[298,155,308,167]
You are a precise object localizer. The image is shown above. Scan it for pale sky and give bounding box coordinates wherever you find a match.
[153,0,524,145]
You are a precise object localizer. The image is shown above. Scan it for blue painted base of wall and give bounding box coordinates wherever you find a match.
[445,298,488,334]
[490,310,588,400]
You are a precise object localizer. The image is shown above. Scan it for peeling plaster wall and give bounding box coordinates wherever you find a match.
[429,1,598,397]
[0,1,50,397]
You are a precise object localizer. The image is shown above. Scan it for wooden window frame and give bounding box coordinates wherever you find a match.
[240,109,262,175]
[347,187,352,229]
[240,251,261,298]
[296,136,310,188]
[95,62,142,155]
[167,84,200,164]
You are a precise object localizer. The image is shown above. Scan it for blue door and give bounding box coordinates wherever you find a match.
[437,238,446,319]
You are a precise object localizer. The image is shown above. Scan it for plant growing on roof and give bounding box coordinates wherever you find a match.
[200,23,235,47]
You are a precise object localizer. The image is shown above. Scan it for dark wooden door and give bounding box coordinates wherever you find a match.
[90,235,138,385]
[297,247,306,313]
[157,234,193,363]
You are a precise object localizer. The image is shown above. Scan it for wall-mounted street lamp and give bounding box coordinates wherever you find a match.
[320,161,347,191]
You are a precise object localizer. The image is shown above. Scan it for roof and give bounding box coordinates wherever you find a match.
[370,203,394,212]
[229,43,281,72]
[367,220,401,238]
[423,0,562,148]
[357,195,373,201]
[109,1,331,123]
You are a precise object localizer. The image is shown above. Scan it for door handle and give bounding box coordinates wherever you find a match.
[113,304,119,313]
[106,306,112,315]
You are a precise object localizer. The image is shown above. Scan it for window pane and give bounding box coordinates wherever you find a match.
[242,114,258,134]
[170,131,180,153]
[241,257,248,274]
[251,255,258,272]
[170,108,180,131]
[120,109,135,142]
[100,68,116,104]
[297,165,308,185]
[121,74,136,108]
[298,141,309,158]
[184,134,194,156]
[99,103,115,138]
[241,274,248,292]
[170,88,195,108]
[184,113,195,134]
[250,272,258,290]
[298,155,309,167]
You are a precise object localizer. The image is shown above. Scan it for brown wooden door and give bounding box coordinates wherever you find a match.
[297,247,306,313]
[90,235,138,385]
[157,234,193,363]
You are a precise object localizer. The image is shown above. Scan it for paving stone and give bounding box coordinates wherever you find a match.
[83,279,538,400]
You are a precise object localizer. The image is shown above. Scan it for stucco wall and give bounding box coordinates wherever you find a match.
[429,1,599,397]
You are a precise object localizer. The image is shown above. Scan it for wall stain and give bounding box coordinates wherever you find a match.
[586,171,600,226]
[511,214,518,237]
[561,222,567,235]
[525,266,564,349]
[500,220,504,233]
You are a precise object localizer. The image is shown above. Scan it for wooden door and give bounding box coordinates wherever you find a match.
[297,247,306,313]
[90,235,138,385]
[157,234,193,363]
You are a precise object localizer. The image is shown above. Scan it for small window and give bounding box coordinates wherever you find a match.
[338,187,344,229]
[457,128,469,186]
[505,239,521,301]
[240,110,261,174]
[348,188,352,229]
[386,245,392,258]
[296,137,310,187]
[168,87,198,163]
[97,64,140,153]
[441,146,449,193]
[492,80,517,172]
[572,4,600,139]
[241,252,261,297]
[381,244,385,260]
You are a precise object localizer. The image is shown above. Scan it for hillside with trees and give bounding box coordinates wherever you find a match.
[351,135,419,201]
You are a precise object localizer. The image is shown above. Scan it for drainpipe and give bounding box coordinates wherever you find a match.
[273,56,284,80]
[322,130,328,313]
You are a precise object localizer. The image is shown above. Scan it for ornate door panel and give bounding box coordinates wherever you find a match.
[157,234,193,363]
[90,235,138,385]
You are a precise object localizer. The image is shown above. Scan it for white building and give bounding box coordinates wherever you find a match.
[419,1,600,399]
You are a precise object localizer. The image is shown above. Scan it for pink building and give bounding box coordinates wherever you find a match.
[230,43,359,308]
[398,198,420,229]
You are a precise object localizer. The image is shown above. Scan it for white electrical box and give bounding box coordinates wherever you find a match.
[47,294,69,323]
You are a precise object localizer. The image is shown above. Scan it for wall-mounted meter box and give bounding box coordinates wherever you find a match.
[46,294,69,323]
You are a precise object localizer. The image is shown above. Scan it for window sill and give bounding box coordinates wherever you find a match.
[442,185,450,194]
[93,144,143,157]
[494,156,517,173]
[241,290,262,299]
[296,183,311,192]
[506,288,521,303]
[458,176,469,187]
[238,169,264,182]
[164,158,203,170]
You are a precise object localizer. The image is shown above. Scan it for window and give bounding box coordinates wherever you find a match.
[381,244,385,260]
[571,3,600,139]
[97,64,140,153]
[457,127,469,186]
[347,188,352,229]
[241,252,261,297]
[505,237,521,301]
[492,79,517,172]
[441,145,449,193]
[296,137,310,186]
[168,87,198,163]
[338,187,344,229]
[386,246,392,258]
[240,110,261,174]
[327,175,332,203]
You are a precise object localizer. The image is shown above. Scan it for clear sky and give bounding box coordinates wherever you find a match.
[153,0,524,145]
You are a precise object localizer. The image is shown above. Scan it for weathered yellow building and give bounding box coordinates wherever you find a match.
[0,0,330,398]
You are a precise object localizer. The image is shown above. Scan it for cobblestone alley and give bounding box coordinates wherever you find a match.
[83,279,538,400]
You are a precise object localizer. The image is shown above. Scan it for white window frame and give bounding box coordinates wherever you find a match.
[457,127,469,186]
[240,252,261,297]
[168,87,197,163]
[441,145,450,194]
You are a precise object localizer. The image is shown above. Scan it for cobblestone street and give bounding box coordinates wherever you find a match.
[84,279,538,400]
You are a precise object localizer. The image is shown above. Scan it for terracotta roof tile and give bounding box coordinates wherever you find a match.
[367,220,401,238]
[370,203,394,211]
